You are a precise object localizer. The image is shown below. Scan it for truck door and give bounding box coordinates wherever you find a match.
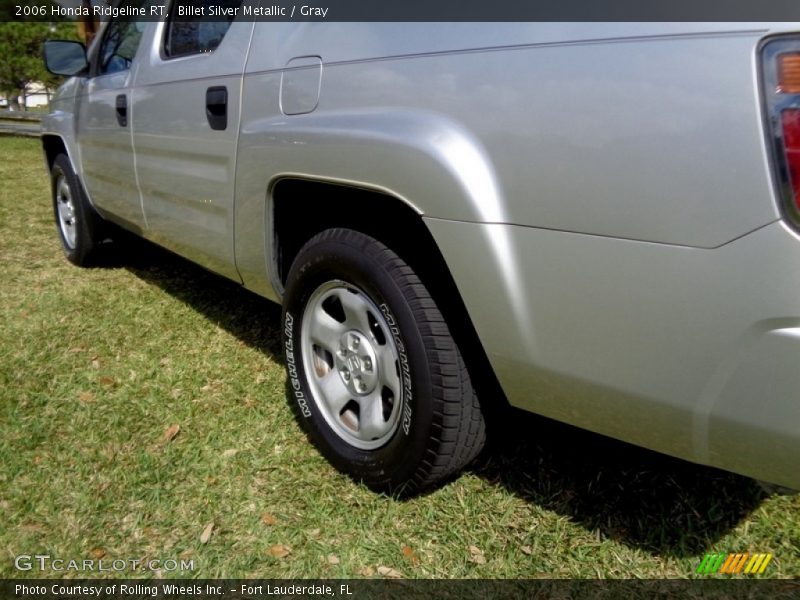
[77,2,150,231]
[131,1,253,281]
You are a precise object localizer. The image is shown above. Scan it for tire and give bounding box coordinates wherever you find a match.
[282,228,486,496]
[51,154,104,266]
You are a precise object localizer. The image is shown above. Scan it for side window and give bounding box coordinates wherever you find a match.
[97,0,150,75]
[164,0,241,58]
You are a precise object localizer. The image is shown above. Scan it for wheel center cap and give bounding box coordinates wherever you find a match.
[335,330,379,396]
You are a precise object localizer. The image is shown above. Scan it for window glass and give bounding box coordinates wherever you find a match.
[97,0,151,75]
[164,0,241,58]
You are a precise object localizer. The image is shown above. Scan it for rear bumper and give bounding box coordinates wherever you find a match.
[427,217,800,489]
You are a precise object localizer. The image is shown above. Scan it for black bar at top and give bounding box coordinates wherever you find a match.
[5,0,800,22]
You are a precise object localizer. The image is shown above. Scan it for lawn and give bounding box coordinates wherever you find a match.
[0,135,798,580]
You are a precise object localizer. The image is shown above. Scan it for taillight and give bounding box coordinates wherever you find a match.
[778,53,800,94]
[762,38,800,227]
[780,109,800,212]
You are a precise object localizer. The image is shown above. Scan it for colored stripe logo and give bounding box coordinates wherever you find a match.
[696,553,772,575]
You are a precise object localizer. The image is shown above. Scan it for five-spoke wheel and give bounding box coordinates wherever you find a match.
[54,173,78,250]
[282,227,486,496]
[301,281,403,450]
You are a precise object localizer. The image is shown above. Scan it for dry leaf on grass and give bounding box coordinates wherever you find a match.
[401,545,419,566]
[355,566,375,577]
[267,544,291,558]
[200,522,214,544]
[327,554,340,565]
[90,548,106,560]
[377,566,403,578]
[306,528,321,538]
[161,424,181,444]
[469,545,486,565]
[221,449,238,458]
[521,546,533,555]
[261,513,278,526]
[200,381,221,393]
[78,392,94,402]
[99,376,115,387]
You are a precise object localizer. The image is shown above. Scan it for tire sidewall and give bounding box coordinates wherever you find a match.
[51,155,94,265]
[282,235,435,491]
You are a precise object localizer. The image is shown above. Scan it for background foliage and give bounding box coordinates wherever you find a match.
[0,19,80,109]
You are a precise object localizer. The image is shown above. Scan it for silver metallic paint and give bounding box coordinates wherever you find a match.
[129,21,255,280]
[426,218,800,488]
[44,21,800,488]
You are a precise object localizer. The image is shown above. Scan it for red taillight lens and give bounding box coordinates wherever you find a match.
[763,38,800,226]
[781,109,800,212]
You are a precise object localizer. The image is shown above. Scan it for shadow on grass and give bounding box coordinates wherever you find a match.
[472,408,765,557]
[102,236,285,358]
[109,237,765,559]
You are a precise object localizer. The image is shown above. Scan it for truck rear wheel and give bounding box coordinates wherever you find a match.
[282,228,485,496]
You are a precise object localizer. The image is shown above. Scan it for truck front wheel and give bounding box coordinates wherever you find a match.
[51,154,104,266]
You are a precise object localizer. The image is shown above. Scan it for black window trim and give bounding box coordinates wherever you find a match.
[160,0,240,61]
[89,2,147,78]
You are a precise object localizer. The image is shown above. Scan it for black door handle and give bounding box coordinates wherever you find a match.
[206,86,227,130]
[115,94,127,126]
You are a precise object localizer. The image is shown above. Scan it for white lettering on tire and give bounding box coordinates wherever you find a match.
[379,303,412,436]
[284,312,311,418]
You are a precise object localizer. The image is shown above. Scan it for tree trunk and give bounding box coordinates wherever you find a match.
[78,0,98,45]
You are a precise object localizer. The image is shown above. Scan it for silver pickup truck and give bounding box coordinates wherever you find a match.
[42,11,800,495]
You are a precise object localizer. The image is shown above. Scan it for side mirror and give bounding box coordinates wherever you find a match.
[43,40,88,77]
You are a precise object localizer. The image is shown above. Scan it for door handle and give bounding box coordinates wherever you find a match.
[206,86,227,130]
[115,94,127,127]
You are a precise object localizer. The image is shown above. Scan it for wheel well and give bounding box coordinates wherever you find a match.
[41,135,68,171]
[272,177,508,412]
[273,178,430,287]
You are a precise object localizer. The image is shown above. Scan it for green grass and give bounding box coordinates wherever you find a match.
[0,136,798,580]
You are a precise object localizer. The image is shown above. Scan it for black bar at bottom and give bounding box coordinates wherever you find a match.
[3,579,800,600]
